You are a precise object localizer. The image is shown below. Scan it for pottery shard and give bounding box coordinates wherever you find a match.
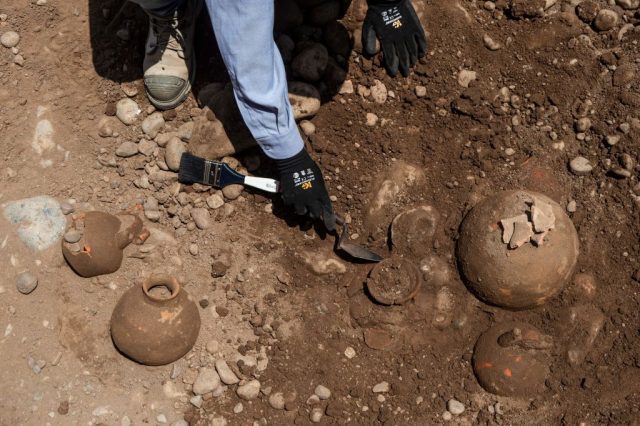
[499,214,529,244]
[509,221,533,250]
[531,202,555,233]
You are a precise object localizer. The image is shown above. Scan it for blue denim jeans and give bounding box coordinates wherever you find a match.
[128,0,304,160]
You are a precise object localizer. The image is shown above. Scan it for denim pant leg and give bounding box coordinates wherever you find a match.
[128,0,184,17]
[204,0,304,160]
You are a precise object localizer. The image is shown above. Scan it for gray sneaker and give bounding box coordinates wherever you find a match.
[143,0,202,110]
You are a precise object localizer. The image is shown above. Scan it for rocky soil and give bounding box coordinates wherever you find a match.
[1,0,640,425]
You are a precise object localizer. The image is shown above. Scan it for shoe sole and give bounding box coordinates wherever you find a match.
[146,0,202,111]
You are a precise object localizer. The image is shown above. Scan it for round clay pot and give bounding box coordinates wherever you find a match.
[62,211,144,278]
[456,190,579,309]
[472,322,552,397]
[366,257,422,305]
[110,275,201,366]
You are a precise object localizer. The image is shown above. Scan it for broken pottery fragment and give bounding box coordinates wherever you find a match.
[499,214,528,244]
[110,275,201,366]
[509,221,533,249]
[62,211,147,277]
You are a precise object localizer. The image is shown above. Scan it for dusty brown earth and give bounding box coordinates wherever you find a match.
[2,0,640,425]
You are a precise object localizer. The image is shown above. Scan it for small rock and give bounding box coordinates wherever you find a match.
[156,414,167,424]
[447,399,465,415]
[370,80,388,104]
[192,368,221,395]
[613,63,636,87]
[339,79,354,95]
[569,156,593,175]
[189,244,199,256]
[222,184,243,200]
[233,403,243,414]
[575,117,591,132]
[594,9,619,31]
[372,382,390,393]
[16,271,38,294]
[115,141,138,158]
[206,194,224,210]
[268,392,286,410]
[344,347,356,359]
[189,395,203,408]
[210,416,228,426]
[289,82,321,120]
[177,121,194,141]
[13,54,24,66]
[310,407,323,423]
[60,201,75,215]
[138,139,157,156]
[237,380,261,400]
[120,82,138,97]
[365,113,378,127]
[142,112,165,138]
[616,0,639,10]
[606,135,621,146]
[483,34,502,50]
[0,31,20,48]
[115,98,141,125]
[292,43,329,83]
[97,116,117,137]
[442,411,453,421]
[415,85,427,97]
[458,70,477,88]
[314,385,331,400]
[567,200,577,213]
[300,120,316,136]
[64,229,81,243]
[191,208,210,230]
[215,359,240,385]
[165,137,186,172]
[171,420,188,426]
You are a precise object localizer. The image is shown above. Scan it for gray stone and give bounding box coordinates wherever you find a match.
[0,31,20,48]
[569,156,593,175]
[447,399,465,415]
[191,208,210,230]
[3,196,66,251]
[372,381,390,393]
[206,193,225,210]
[236,380,261,400]
[192,368,220,395]
[594,9,619,31]
[115,98,140,125]
[314,385,331,400]
[142,112,165,138]
[165,137,186,172]
[138,139,157,156]
[268,392,285,410]
[63,229,81,243]
[115,141,138,158]
[16,271,38,294]
[60,201,75,215]
[215,359,240,385]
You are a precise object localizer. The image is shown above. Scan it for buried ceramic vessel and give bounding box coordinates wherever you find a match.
[111,275,201,366]
[62,211,147,277]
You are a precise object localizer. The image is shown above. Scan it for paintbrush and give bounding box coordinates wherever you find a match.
[178,152,279,193]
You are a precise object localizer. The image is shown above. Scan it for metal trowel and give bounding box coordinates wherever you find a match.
[334,215,383,262]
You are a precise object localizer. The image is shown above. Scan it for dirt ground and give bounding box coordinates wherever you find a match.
[1,0,640,425]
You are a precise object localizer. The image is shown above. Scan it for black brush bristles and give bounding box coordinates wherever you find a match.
[178,152,208,185]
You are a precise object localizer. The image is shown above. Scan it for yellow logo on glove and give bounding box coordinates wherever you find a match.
[301,182,313,190]
[392,20,403,29]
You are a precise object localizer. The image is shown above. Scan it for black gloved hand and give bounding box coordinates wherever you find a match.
[363,0,428,77]
[275,149,336,232]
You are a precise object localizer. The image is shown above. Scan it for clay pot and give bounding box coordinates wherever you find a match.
[110,275,201,366]
[366,257,422,305]
[456,190,579,309]
[62,211,145,278]
[390,205,439,257]
[472,322,552,397]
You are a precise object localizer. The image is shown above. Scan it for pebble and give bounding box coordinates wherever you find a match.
[339,79,354,95]
[569,156,593,175]
[567,200,577,213]
[344,347,356,359]
[205,339,219,354]
[63,229,81,243]
[1,31,20,48]
[594,9,619,31]
[314,385,331,400]
[189,395,203,408]
[16,271,38,294]
[191,208,210,230]
[215,359,240,385]
[372,382,390,393]
[447,399,465,415]
[115,98,141,125]
[415,85,427,97]
[138,139,157,156]
[575,117,591,132]
[233,403,243,414]
[222,184,243,200]
[189,244,199,256]
[366,113,378,127]
[310,407,324,423]
[192,368,221,395]
[13,54,24,66]
[156,414,167,424]
[115,141,138,158]
[617,0,640,10]
[442,411,453,421]
[300,120,316,136]
[268,392,285,410]
[97,116,116,138]
[370,80,388,104]
[458,70,477,88]
[237,380,261,400]
[606,135,620,146]
[210,417,228,426]
[121,416,131,426]
[165,137,186,172]
[206,193,225,210]
[483,34,502,50]
[140,112,164,138]
[171,420,188,426]
[288,81,321,120]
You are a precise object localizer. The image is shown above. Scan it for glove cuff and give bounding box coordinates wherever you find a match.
[274,148,311,174]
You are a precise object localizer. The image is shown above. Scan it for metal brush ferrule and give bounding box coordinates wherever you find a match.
[203,160,222,187]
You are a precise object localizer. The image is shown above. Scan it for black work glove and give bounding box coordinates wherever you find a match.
[275,149,336,232]
[363,0,428,77]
